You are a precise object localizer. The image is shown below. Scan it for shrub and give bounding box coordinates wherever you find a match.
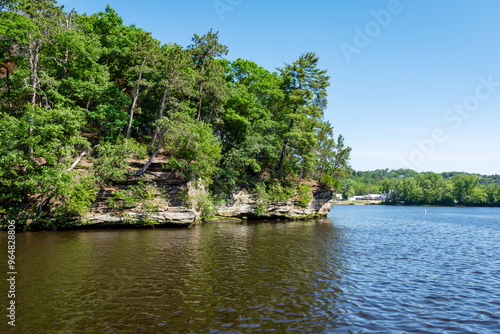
[92,138,147,184]
[297,184,313,208]
[57,174,98,216]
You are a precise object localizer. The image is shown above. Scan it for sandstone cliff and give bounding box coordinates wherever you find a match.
[81,162,335,228]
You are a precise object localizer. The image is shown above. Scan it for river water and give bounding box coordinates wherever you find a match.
[1,206,499,333]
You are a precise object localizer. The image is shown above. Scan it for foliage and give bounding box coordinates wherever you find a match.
[192,192,217,220]
[92,138,146,184]
[108,181,161,213]
[0,1,354,222]
[56,174,98,216]
[0,104,90,215]
[348,169,499,207]
[254,179,297,204]
[188,28,229,122]
[161,112,222,185]
[297,184,313,208]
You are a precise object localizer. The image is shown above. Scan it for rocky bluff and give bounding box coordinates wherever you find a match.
[83,162,335,228]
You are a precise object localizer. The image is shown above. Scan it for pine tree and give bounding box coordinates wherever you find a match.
[188,29,229,122]
[276,52,330,179]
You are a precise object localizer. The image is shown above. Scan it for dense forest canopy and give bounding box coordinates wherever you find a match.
[341,169,500,207]
[0,0,352,220]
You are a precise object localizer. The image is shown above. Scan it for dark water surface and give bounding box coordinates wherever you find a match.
[1,206,499,333]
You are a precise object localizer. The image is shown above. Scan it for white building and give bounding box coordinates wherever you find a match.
[362,194,383,200]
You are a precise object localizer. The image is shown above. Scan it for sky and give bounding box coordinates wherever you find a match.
[58,0,500,175]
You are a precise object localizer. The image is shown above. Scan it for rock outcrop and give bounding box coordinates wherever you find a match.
[216,189,334,220]
[78,161,335,227]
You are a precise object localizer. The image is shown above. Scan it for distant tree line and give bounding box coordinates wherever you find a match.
[340,169,500,206]
[0,1,351,219]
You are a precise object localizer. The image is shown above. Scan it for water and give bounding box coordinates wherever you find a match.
[1,206,499,333]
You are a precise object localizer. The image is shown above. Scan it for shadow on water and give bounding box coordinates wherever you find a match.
[0,218,352,333]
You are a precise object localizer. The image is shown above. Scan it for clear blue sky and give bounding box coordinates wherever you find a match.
[60,0,500,175]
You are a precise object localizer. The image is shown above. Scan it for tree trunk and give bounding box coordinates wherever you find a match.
[62,11,73,78]
[277,137,289,178]
[69,152,86,171]
[125,82,140,139]
[196,81,203,121]
[149,82,168,153]
[136,129,167,176]
[28,38,40,155]
[62,46,69,78]
[1,64,11,110]
[276,109,296,178]
[195,61,206,121]
[298,122,315,186]
[298,167,305,186]
[125,59,146,139]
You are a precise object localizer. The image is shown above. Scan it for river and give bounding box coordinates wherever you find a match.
[1,206,499,333]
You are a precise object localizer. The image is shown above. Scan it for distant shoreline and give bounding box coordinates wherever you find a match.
[334,201,499,208]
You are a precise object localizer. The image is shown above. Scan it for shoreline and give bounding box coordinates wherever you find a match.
[0,214,330,232]
[335,201,499,208]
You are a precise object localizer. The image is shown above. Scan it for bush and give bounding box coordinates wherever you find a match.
[92,138,147,183]
[297,184,313,208]
[160,112,222,185]
[108,182,159,211]
[192,192,217,220]
[57,174,98,216]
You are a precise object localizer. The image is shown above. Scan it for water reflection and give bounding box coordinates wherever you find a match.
[1,218,349,333]
[4,207,498,333]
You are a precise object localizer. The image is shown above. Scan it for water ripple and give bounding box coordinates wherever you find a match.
[1,207,499,333]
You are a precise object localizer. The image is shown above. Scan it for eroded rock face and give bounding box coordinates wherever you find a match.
[84,169,335,226]
[84,171,201,226]
[216,189,335,220]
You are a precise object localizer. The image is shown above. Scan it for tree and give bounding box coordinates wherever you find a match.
[213,59,283,193]
[15,0,64,152]
[0,105,90,215]
[188,29,229,122]
[148,43,193,153]
[125,30,158,139]
[0,10,37,111]
[161,112,222,185]
[340,179,356,200]
[48,11,108,111]
[453,174,479,205]
[486,184,500,206]
[276,52,330,179]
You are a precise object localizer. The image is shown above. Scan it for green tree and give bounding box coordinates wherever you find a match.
[0,105,90,215]
[8,0,64,153]
[340,179,356,200]
[0,10,37,111]
[486,184,500,206]
[125,30,159,139]
[160,112,222,185]
[276,52,330,179]
[214,59,283,193]
[453,174,479,205]
[148,43,193,153]
[188,29,229,122]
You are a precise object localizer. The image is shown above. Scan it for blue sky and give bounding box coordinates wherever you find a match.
[60,0,500,174]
